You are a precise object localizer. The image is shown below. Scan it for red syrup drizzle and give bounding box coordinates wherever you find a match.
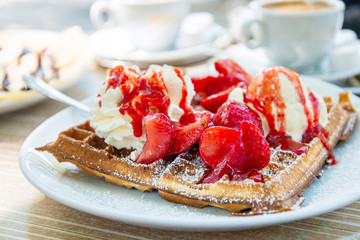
[248,170,265,183]
[99,65,192,138]
[266,131,308,155]
[304,91,337,164]
[118,71,170,137]
[97,94,102,107]
[173,67,189,111]
[246,67,336,162]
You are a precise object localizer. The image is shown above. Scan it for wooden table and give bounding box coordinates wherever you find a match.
[1,65,360,240]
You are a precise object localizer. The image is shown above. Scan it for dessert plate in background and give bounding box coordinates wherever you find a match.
[19,77,360,231]
[90,24,231,69]
[0,28,90,114]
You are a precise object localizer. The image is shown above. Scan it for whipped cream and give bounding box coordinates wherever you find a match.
[228,87,245,103]
[146,65,195,122]
[90,65,195,158]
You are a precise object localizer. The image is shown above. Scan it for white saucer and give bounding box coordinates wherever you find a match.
[223,41,360,84]
[90,24,231,68]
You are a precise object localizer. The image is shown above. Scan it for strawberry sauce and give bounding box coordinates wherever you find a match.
[101,65,191,138]
[118,71,170,137]
[266,131,308,155]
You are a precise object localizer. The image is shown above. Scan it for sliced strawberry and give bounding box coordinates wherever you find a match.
[199,159,232,184]
[136,113,172,164]
[167,111,212,157]
[212,100,263,134]
[230,121,270,172]
[199,121,270,184]
[214,59,252,88]
[191,59,252,97]
[191,75,221,96]
[200,85,238,113]
[199,126,239,169]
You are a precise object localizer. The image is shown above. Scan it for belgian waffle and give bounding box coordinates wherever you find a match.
[37,92,357,213]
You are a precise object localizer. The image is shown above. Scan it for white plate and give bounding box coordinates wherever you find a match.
[0,29,90,114]
[19,77,360,231]
[90,25,230,68]
[224,43,360,84]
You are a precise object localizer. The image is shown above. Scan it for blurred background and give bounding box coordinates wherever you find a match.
[0,0,360,88]
[0,0,248,31]
[1,0,359,36]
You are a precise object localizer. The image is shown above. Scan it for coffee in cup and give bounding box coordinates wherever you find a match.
[241,0,345,73]
[262,1,332,12]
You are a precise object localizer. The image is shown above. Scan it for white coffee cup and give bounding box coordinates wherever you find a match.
[241,0,345,72]
[90,0,190,51]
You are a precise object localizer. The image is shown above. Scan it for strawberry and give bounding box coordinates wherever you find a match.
[166,111,212,158]
[136,113,172,164]
[191,59,252,96]
[199,121,270,184]
[230,121,270,172]
[199,126,239,168]
[212,100,263,134]
[199,85,238,113]
[191,75,220,96]
[198,126,239,183]
[214,59,252,88]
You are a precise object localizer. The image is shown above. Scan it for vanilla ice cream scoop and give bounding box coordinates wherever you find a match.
[245,66,328,142]
[90,64,195,158]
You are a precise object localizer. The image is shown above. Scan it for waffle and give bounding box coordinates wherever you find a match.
[36,121,168,192]
[37,92,357,213]
[156,92,357,213]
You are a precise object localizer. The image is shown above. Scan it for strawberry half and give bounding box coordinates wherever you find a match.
[191,75,221,96]
[212,100,263,134]
[214,59,252,88]
[136,113,172,164]
[200,85,238,113]
[230,121,270,172]
[199,121,270,184]
[191,59,252,97]
[166,111,212,158]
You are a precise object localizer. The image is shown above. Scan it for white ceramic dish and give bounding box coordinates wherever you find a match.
[0,29,90,114]
[90,24,230,68]
[19,77,360,231]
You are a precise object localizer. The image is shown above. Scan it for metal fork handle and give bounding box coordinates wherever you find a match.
[23,75,91,115]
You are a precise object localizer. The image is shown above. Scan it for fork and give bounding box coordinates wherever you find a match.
[23,74,92,114]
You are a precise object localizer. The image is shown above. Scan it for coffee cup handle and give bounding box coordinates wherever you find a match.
[241,19,265,49]
[90,0,117,29]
